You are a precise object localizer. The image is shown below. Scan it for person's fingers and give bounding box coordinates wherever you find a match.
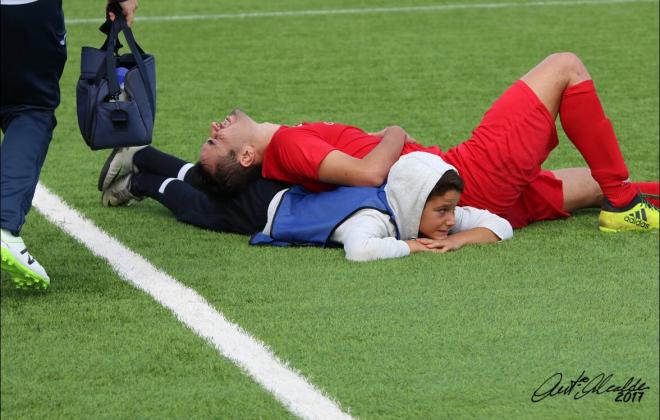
[123,9,135,26]
[420,239,449,249]
[122,0,138,26]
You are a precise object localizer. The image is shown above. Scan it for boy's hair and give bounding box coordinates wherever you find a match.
[427,170,464,200]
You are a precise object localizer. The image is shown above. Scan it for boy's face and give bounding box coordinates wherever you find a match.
[418,190,461,240]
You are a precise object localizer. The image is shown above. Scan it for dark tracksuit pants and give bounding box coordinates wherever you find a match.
[131,147,289,235]
[1,0,67,235]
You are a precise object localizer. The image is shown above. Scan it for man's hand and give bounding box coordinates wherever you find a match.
[369,126,418,144]
[318,125,407,187]
[108,0,139,27]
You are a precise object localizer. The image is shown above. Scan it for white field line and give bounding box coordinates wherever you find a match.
[65,0,658,25]
[33,182,352,420]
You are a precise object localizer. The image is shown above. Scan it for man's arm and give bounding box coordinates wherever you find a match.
[317,126,406,187]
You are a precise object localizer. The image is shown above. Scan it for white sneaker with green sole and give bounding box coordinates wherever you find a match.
[1,228,50,290]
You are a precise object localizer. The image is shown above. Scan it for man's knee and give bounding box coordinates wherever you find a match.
[545,52,589,81]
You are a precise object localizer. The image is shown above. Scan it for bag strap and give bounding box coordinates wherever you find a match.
[100,2,123,54]
[115,15,155,113]
[99,3,154,110]
[104,18,122,100]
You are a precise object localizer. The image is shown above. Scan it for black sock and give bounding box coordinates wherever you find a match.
[134,146,190,178]
[131,172,167,197]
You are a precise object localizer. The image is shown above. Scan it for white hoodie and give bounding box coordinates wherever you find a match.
[263,152,513,261]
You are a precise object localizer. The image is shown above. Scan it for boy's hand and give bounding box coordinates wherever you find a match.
[415,237,463,253]
[406,239,443,254]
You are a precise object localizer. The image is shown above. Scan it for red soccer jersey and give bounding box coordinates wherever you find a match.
[261,122,442,192]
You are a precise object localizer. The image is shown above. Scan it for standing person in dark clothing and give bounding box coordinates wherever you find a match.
[1,0,139,289]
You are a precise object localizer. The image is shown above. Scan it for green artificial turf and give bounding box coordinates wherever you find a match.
[0,212,293,419]
[2,0,659,418]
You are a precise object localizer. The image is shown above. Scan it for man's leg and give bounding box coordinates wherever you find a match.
[133,147,193,179]
[99,146,288,234]
[520,53,591,117]
[1,110,54,234]
[127,173,283,234]
[1,110,54,288]
[504,167,659,228]
[442,78,561,218]
[520,53,657,231]
[0,0,66,289]
[99,146,197,206]
[522,52,635,206]
[99,145,241,198]
[508,166,659,230]
[98,146,193,191]
[636,182,660,206]
[551,168,603,212]
[129,173,248,232]
[551,168,659,211]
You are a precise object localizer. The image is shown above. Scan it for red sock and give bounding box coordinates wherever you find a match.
[633,181,659,206]
[559,80,637,207]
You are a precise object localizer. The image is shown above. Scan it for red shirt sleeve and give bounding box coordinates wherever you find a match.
[402,142,443,156]
[262,125,336,187]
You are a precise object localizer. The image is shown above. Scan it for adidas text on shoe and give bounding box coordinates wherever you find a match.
[1,229,50,290]
[599,195,659,233]
[101,174,142,207]
[98,146,147,191]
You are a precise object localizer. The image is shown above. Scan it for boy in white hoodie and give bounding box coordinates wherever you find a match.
[253,152,513,261]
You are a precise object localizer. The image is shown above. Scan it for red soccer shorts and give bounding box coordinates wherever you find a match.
[442,80,570,228]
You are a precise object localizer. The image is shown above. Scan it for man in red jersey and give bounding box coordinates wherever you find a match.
[196,52,658,232]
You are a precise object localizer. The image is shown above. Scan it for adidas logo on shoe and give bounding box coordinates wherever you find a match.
[623,209,650,229]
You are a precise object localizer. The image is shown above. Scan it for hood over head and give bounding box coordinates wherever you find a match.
[385,152,458,240]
